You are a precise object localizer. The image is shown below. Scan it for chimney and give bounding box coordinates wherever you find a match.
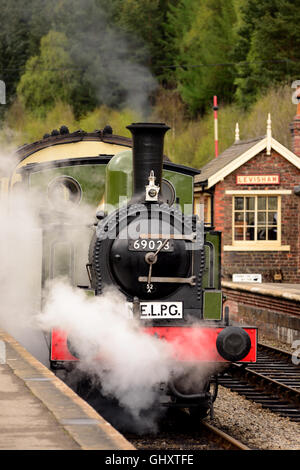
[126,122,170,202]
[290,85,300,157]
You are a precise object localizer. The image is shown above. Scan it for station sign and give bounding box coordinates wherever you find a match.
[232,273,262,283]
[236,174,280,185]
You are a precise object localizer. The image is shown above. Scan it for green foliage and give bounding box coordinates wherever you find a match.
[234,0,300,108]
[238,84,295,149]
[0,0,52,105]
[152,83,296,169]
[0,83,297,176]
[4,100,76,146]
[78,106,141,137]
[3,100,140,146]
[17,31,85,118]
[0,0,299,167]
[164,0,238,115]
[112,0,177,78]
[1,0,156,120]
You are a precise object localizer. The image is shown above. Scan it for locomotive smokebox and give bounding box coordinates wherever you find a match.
[127,122,170,202]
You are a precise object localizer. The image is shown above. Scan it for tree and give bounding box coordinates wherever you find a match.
[17,31,87,117]
[0,0,52,109]
[111,0,178,80]
[2,0,158,118]
[234,0,300,108]
[165,0,238,116]
[49,0,157,114]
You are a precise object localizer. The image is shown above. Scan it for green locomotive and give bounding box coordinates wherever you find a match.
[0,123,256,420]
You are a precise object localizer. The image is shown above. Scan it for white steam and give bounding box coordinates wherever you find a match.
[0,152,50,365]
[37,280,177,426]
[0,148,177,430]
[0,149,218,433]
[0,149,95,366]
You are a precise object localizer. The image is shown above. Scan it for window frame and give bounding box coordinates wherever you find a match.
[224,190,291,252]
[194,193,212,227]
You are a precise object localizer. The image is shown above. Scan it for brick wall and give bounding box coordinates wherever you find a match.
[213,149,300,282]
[290,116,300,157]
[223,288,300,345]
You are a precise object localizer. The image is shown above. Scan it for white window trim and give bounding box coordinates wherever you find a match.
[224,245,290,251]
[224,190,291,252]
[225,190,292,195]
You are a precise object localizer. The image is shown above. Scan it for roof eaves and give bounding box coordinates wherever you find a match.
[271,137,300,169]
[195,136,266,185]
[206,137,267,189]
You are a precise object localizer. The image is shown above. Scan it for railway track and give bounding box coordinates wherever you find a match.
[124,409,250,450]
[73,381,251,450]
[200,421,250,450]
[219,343,300,422]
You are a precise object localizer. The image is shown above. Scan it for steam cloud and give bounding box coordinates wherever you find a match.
[18,0,157,115]
[0,0,215,434]
[0,149,218,433]
[0,151,50,365]
[57,0,158,114]
[37,280,179,430]
[0,149,178,432]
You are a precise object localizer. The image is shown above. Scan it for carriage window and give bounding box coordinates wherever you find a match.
[161,178,176,206]
[48,176,82,209]
[28,164,106,207]
[233,195,279,242]
[51,242,74,281]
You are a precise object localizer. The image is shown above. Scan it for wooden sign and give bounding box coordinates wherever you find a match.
[236,174,280,185]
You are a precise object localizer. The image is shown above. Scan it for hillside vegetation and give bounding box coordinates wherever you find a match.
[0,0,299,167]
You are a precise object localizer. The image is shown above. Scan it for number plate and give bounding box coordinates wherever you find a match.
[128,239,174,252]
[140,302,183,319]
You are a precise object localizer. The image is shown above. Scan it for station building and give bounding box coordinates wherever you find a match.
[194,110,300,344]
[194,113,300,284]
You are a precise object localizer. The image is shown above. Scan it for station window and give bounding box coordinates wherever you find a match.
[233,195,278,242]
[223,190,291,251]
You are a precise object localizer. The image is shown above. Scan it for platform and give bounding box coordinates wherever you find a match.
[0,329,135,450]
[222,281,300,345]
[222,281,300,302]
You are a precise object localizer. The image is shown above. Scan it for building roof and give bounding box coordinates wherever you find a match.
[195,117,300,190]
[195,136,264,186]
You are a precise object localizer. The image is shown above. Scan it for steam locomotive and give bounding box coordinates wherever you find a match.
[4,122,257,420]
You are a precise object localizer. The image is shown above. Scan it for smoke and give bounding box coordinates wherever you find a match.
[54,0,157,114]
[37,279,179,431]
[0,151,50,365]
[0,148,96,366]
[0,152,219,434]
[21,0,158,116]
[0,146,177,432]
[36,278,224,432]
[0,147,175,431]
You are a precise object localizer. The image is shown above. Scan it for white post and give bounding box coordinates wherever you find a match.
[235,122,240,142]
[0,341,6,364]
[0,80,6,104]
[266,113,272,155]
